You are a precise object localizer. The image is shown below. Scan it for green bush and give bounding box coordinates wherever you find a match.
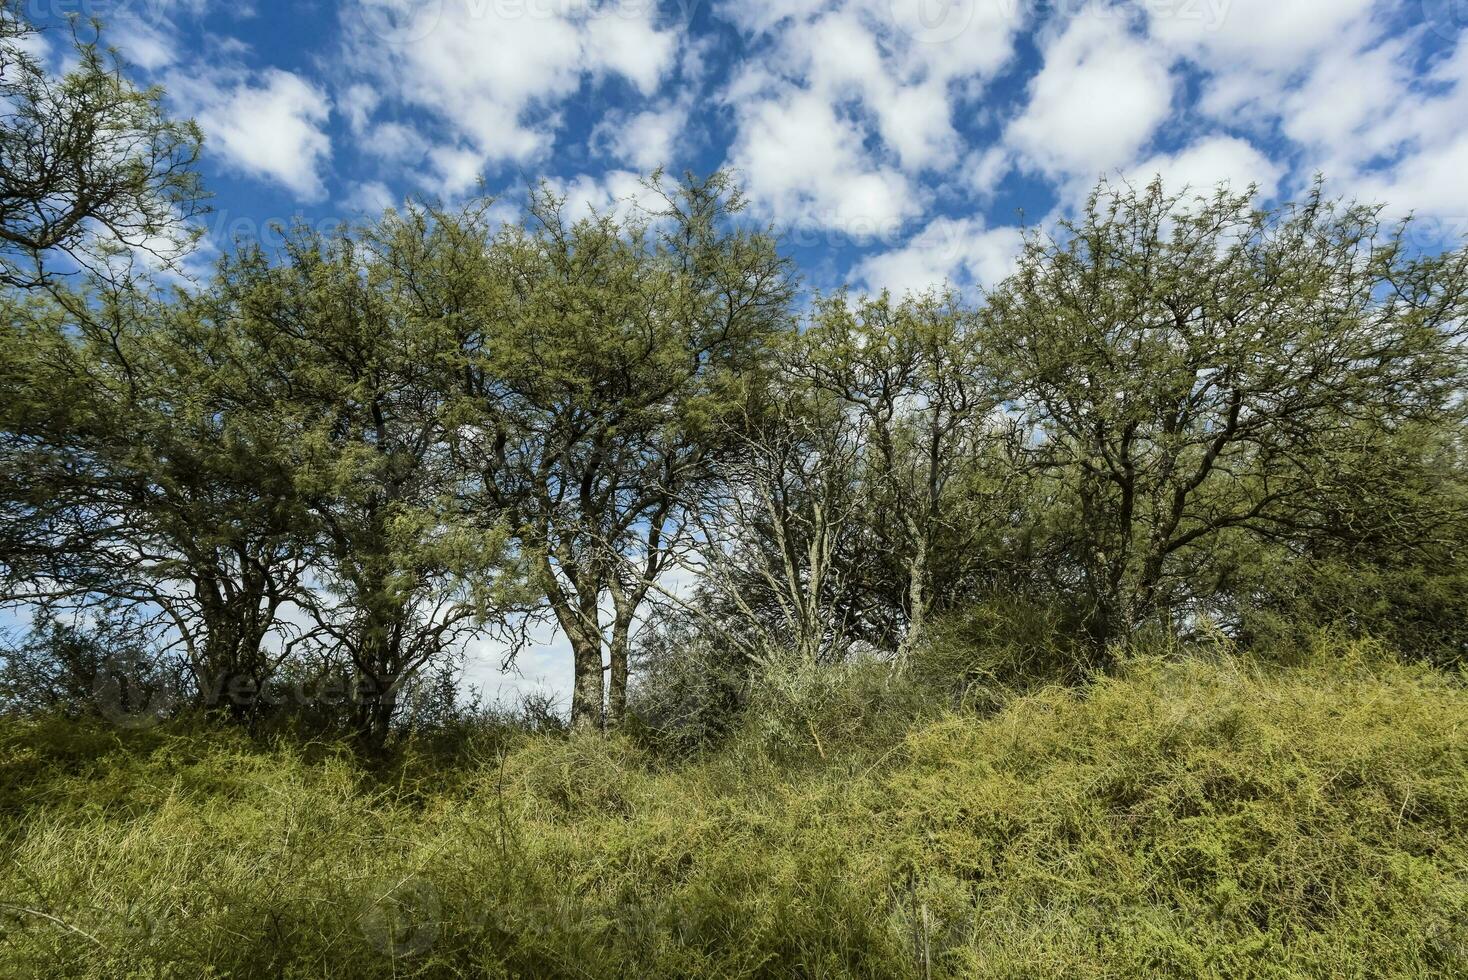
[913,597,1099,705]
[0,636,1464,978]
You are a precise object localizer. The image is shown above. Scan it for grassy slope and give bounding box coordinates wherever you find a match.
[0,641,1464,978]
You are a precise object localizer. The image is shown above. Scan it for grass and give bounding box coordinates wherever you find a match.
[0,636,1464,978]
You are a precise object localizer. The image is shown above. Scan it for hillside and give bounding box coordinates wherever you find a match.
[2,638,1464,979]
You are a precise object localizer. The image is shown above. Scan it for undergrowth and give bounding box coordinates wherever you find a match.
[0,636,1464,978]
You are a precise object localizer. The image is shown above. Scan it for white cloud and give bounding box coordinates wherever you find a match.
[1128,135,1284,199]
[173,68,333,201]
[1352,130,1468,222]
[544,169,647,223]
[728,90,922,235]
[717,0,1026,232]
[342,0,680,184]
[1147,0,1379,73]
[1007,14,1175,182]
[338,82,380,135]
[425,144,489,197]
[1299,34,1468,219]
[111,19,180,71]
[1139,5,1468,223]
[343,180,395,214]
[855,216,1023,296]
[593,98,692,172]
[362,121,430,164]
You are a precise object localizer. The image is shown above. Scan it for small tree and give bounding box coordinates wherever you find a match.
[795,290,1012,656]
[984,179,1468,653]
[459,172,794,731]
[211,212,526,750]
[0,3,204,289]
[1,282,311,724]
[685,384,873,667]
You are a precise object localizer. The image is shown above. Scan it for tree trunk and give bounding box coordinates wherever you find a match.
[197,618,269,728]
[898,535,928,664]
[569,634,605,732]
[352,677,397,756]
[606,616,632,730]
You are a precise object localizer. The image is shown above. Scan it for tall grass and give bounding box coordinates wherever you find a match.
[1,637,1464,978]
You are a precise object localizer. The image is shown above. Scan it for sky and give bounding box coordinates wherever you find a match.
[20,0,1468,706]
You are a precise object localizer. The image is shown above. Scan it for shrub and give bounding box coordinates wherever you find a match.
[0,635,1463,978]
[912,597,1098,705]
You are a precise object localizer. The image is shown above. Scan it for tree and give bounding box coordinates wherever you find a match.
[0,281,312,724]
[1238,415,1468,667]
[794,290,1011,656]
[459,173,794,731]
[683,382,874,667]
[209,211,526,751]
[983,179,1468,653]
[1,2,204,290]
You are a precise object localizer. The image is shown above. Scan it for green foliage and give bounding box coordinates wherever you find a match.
[983,179,1468,651]
[0,2,205,289]
[913,597,1100,706]
[1,636,1464,978]
[458,172,794,730]
[627,615,753,756]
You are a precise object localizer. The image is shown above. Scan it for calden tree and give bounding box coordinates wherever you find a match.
[457,172,794,731]
[984,179,1468,654]
[0,279,312,726]
[207,213,527,751]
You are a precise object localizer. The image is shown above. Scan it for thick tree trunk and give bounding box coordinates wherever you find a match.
[606,616,632,730]
[352,677,397,756]
[569,634,605,732]
[197,616,271,728]
[898,535,928,663]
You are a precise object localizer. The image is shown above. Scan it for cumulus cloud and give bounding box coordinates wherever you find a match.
[1128,135,1284,199]
[1138,2,1468,222]
[341,0,680,192]
[717,0,1026,232]
[1147,0,1378,74]
[171,67,333,201]
[727,90,921,236]
[343,180,396,214]
[593,98,693,172]
[543,169,647,223]
[855,217,1023,296]
[1007,13,1175,183]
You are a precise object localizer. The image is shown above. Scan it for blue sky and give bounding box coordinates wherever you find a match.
[22,0,1468,293]
[20,0,1468,703]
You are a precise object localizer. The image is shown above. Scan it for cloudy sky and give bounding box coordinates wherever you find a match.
[24,0,1468,702]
